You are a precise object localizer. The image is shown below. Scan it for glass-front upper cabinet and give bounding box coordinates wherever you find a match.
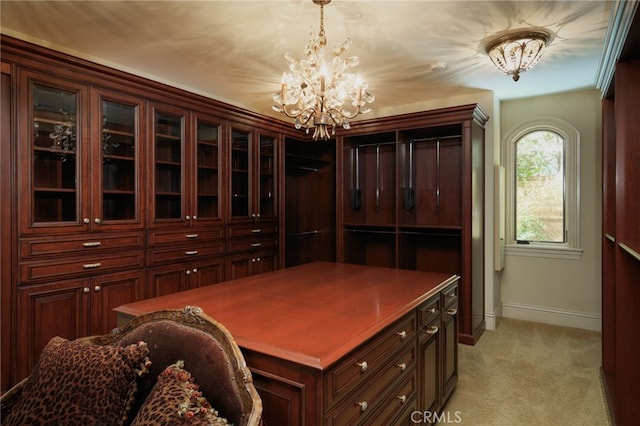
[92,89,145,230]
[19,71,88,234]
[230,127,250,219]
[258,132,277,219]
[151,104,186,225]
[194,115,222,222]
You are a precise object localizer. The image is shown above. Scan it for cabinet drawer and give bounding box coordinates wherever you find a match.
[19,232,145,258]
[147,242,224,265]
[325,313,416,409]
[20,251,145,282]
[325,343,416,425]
[147,228,223,246]
[226,223,277,239]
[417,294,441,330]
[226,237,277,253]
[442,282,458,309]
[364,370,418,426]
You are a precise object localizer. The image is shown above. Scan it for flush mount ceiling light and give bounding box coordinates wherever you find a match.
[272,0,374,141]
[485,29,551,82]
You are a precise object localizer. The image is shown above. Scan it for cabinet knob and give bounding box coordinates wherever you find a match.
[83,287,90,293]
[397,394,407,404]
[356,361,368,372]
[192,268,197,273]
[256,257,261,262]
[186,270,191,275]
[83,218,90,224]
[185,215,191,220]
[396,330,407,339]
[396,362,407,371]
[428,307,437,314]
[251,258,256,263]
[447,308,458,316]
[94,218,101,224]
[192,215,197,221]
[94,285,101,292]
[356,401,368,412]
[427,325,439,335]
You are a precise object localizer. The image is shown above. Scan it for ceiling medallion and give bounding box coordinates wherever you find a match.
[272,0,374,140]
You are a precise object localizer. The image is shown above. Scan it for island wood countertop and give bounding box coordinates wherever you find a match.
[115,261,458,371]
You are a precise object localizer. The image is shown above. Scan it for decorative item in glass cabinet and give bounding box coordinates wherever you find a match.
[272,0,374,141]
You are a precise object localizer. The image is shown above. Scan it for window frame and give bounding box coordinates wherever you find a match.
[503,117,582,260]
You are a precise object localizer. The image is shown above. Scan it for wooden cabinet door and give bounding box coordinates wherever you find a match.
[418,321,441,416]
[90,88,145,231]
[225,253,253,281]
[16,279,90,380]
[192,114,223,225]
[90,270,145,335]
[257,131,277,220]
[18,70,90,235]
[148,262,191,298]
[191,257,225,289]
[149,103,189,227]
[441,305,458,403]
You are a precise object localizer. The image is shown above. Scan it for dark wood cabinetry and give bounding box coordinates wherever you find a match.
[601,59,640,425]
[283,137,336,267]
[337,105,487,345]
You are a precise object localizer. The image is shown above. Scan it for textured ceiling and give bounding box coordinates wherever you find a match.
[1,1,613,121]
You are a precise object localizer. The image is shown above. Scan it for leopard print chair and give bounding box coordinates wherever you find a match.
[1,306,262,426]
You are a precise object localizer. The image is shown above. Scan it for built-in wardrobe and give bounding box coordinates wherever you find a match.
[335,105,488,345]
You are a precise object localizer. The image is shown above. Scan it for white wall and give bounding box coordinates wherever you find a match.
[499,88,603,331]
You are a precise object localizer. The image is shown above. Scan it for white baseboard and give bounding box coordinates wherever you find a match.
[485,304,503,330]
[501,302,601,332]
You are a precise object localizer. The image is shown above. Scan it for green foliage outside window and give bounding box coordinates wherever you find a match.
[515,131,565,243]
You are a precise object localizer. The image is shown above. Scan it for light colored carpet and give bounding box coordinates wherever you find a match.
[443,318,611,426]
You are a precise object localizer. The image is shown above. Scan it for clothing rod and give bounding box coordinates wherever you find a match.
[354,141,397,148]
[410,134,462,143]
[286,165,318,172]
[346,228,396,235]
[288,230,319,237]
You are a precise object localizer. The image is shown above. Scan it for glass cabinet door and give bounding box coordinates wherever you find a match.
[25,78,85,232]
[231,128,250,218]
[153,108,185,222]
[96,93,143,226]
[195,118,221,221]
[258,133,276,218]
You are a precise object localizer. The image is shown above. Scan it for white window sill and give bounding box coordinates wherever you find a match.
[505,244,583,260]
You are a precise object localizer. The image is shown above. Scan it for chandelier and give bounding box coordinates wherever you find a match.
[485,29,550,81]
[272,0,374,140]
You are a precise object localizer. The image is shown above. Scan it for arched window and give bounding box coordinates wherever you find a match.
[503,118,581,259]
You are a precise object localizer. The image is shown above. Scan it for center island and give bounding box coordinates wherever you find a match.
[115,261,460,425]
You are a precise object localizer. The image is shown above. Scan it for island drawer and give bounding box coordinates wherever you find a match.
[324,312,416,409]
[325,342,416,425]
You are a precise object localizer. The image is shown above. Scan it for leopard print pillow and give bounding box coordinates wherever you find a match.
[3,336,151,426]
[131,360,232,426]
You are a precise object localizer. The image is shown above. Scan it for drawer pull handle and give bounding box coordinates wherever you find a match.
[427,325,439,335]
[185,250,198,255]
[251,229,262,233]
[83,262,101,269]
[396,362,407,371]
[356,361,368,372]
[82,241,101,247]
[396,330,407,339]
[251,243,262,247]
[447,308,458,315]
[185,234,199,239]
[356,401,368,412]
[397,394,407,404]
